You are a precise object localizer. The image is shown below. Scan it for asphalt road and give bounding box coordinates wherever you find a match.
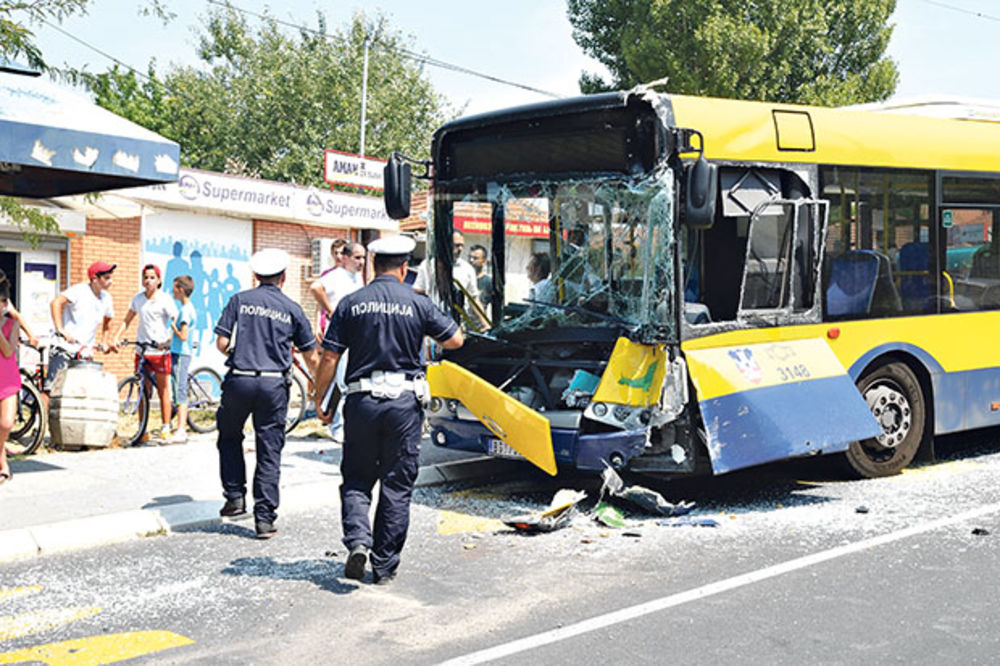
[3,429,1000,664]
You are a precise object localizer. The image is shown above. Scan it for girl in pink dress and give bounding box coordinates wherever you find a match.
[0,277,21,484]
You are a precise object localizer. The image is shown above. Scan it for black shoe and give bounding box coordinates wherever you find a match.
[220,496,246,518]
[344,545,369,580]
[255,520,277,539]
[373,572,396,586]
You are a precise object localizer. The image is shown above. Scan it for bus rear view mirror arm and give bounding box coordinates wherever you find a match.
[384,152,431,220]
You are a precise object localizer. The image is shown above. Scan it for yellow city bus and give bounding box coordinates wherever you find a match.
[384,87,1000,479]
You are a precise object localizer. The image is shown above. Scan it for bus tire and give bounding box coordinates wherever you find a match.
[844,361,924,478]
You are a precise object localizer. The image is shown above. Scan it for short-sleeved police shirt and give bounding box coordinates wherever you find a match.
[214,284,316,372]
[323,275,458,384]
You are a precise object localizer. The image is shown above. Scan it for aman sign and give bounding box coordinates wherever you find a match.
[324,149,386,191]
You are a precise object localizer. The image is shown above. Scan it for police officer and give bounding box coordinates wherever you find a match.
[315,235,464,583]
[215,248,319,538]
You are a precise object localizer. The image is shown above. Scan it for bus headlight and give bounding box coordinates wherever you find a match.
[592,403,608,417]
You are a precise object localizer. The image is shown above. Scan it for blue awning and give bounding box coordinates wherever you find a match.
[0,62,180,198]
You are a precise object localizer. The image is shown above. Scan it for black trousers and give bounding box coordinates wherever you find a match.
[340,392,422,578]
[216,373,288,523]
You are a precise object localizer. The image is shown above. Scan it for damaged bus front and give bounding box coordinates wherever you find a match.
[384,89,882,479]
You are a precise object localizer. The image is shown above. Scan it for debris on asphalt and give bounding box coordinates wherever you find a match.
[622,531,642,538]
[600,465,695,517]
[972,527,990,536]
[502,488,587,534]
[855,505,870,514]
[593,502,628,528]
[658,517,720,528]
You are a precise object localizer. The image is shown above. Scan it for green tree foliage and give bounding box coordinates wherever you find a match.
[567,0,898,105]
[77,8,449,186]
[0,0,89,69]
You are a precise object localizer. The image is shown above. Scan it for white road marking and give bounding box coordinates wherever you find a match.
[440,502,1000,665]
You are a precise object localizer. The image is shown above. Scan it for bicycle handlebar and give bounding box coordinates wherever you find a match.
[119,339,170,353]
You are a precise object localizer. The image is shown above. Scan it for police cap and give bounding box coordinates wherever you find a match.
[368,235,416,258]
[249,248,289,277]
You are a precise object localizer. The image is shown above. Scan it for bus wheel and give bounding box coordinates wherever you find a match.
[844,361,924,478]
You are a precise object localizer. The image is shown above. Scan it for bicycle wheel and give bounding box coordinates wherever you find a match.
[117,375,149,447]
[7,380,47,456]
[285,372,307,433]
[187,367,222,433]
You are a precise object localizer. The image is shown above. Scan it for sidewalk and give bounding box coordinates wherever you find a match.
[0,429,503,563]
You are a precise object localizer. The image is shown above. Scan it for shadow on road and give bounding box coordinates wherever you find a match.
[222,556,359,594]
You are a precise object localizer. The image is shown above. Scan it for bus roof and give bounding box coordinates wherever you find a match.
[668,93,1000,173]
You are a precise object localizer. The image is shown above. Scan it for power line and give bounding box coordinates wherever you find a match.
[206,0,562,99]
[917,0,1000,23]
[41,18,163,86]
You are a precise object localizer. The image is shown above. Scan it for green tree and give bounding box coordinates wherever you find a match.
[77,8,449,186]
[567,0,898,105]
[0,0,88,69]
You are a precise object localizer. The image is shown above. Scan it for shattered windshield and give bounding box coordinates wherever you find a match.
[429,171,676,339]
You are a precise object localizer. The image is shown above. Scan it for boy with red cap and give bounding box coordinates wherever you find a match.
[46,260,117,404]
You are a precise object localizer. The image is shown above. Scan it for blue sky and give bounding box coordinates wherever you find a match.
[31,0,1000,119]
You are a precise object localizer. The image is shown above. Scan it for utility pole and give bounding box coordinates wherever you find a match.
[359,32,371,157]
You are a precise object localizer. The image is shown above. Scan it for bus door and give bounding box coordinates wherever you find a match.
[685,199,882,474]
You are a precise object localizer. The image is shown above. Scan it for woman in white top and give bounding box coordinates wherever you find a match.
[113,264,178,440]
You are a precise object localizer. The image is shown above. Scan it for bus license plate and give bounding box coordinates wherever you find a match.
[487,438,524,460]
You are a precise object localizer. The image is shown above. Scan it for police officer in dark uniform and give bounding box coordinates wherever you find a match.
[215,248,319,538]
[315,235,463,583]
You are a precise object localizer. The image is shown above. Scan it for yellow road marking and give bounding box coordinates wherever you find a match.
[0,586,42,603]
[798,460,983,487]
[0,607,101,642]
[0,630,193,665]
[437,510,505,535]
[900,460,981,478]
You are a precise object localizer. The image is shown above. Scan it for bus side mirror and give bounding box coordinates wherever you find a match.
[685,155,717,229]
[384,153,412,220]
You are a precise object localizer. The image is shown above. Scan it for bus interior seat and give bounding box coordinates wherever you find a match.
[898,241,931,310]
[826,250,901,316]
[971,246,1000,279]
[684,301,711,324]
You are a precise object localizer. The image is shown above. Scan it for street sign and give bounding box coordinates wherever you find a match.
[323,149,385,191]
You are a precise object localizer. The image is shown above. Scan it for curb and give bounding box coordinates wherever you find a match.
[0,456,517,564]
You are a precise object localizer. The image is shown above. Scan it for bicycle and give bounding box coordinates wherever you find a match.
[4,338,48,457]
[118,340,225,443]
[183,365,223,434]
[116,340,165,446]
[285,349,311,433]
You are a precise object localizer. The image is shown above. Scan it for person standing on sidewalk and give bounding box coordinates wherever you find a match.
[167,275,197,444]
[308,241,366,442]
[114,264,178,441]
[310,238,347,338]
[46,261,117,406]
[0,278,20,485]
[315,235,464,584]
[214,248,319,539]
